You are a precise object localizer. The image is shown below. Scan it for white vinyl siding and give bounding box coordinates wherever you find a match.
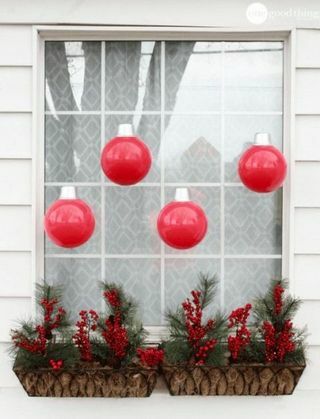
[293,28,320,390]
[0,67,32,112]
[0,114,32,158]
[0,24,34,393]
[296,115,320,161]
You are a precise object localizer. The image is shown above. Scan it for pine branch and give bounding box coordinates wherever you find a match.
[166,309,187,337]
[281,297,301,321]
[198,272,217,310]
[206,312,228,341]
[100,281,138,326]
[163,340,192,365]
[206,343,227,366]
[98,282,148,367]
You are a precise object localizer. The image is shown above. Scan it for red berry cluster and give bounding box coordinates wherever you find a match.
[262,283,296,362]
[137,347,164,367]
[12,325,47,354]
[49,359,63,371]
[73,309,99,362]
[263,319,295,362]
[12,298,66,355]
[227,304,252,362]
[277,320,296,361]
[273,284,284,315]
[195,339,217,365]
[182,289,216,364]
[40,298,66,337]
[102,313,129,359]
[104,289,121,308]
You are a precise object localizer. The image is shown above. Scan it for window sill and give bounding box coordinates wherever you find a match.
[0,381,319,419]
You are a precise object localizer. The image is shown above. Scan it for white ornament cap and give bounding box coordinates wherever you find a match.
[117,124,134,137]
[254,132,271,146]
[174,187,190,202]
[59,186,76,199]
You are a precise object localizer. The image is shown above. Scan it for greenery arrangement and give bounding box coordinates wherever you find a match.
[10,275,306,373]
[162,275,306,367]
[162,274,228,366]
[11,281,163,371]
[11,282,78,370]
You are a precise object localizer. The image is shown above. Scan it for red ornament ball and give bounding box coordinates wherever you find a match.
[101,124,152,186]
[157,201,208,250]
[238,142,287,193]
[44,196,95,248]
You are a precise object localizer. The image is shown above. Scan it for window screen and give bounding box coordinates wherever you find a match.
[44,41,283,325]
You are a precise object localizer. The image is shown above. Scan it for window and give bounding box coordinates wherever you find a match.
[44,40,283,327]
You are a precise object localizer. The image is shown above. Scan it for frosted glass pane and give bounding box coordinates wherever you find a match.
[46,42,101,112]
[165,258,220,312]
[164,115,220,182]
[224,42,283,112]
[45,115,101,183]
[225,187,282,255]
[224,258,282,314]
[105,186,161,254]
[105,41,161,111]
[105,258,161,325]
[165,41,221,112]
[45,258,101,321]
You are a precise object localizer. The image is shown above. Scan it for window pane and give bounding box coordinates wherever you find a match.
[165,42,221,112]
[224,42,283,112]
[45,115,101,183]
[46,42,101,112]
[105,41,161,112]
[105,258,161,325]
[105,186,161,254]
[165,258,220,312]
[164,115,221,183]
[224,258,282,313]
[45,258,101,321]
[225,188,282,255]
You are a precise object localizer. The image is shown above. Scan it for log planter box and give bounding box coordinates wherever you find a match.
[13,364,158,397]
[162,363,305,396]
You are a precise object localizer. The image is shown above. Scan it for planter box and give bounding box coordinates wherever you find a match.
[162,363,305,396]
[13,365,158,397]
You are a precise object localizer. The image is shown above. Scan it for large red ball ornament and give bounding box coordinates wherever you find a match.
[101,124,152,185]
[238,133,287,193]
[157,188,208,250]
[44,187,95,248]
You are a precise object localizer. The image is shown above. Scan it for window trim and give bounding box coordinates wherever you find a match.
[32,26,295,342]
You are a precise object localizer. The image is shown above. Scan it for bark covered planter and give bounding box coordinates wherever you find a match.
[14,364,158,397]
[162,363,305,396]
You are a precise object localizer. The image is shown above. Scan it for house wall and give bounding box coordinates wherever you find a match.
[0,0,320,394]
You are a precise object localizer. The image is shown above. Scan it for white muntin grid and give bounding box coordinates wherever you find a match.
[44,40,283,325]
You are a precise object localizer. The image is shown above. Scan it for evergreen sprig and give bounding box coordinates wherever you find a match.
[100,281,138,325]
[94,282,148,367]
[10,282,78,370]
[250,279,307,365]
[163,272,228,366]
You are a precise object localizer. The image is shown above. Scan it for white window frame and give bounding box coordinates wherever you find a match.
[32,26,295,342]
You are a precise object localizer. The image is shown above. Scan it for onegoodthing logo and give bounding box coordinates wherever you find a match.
[246,2,268,24]
[246,3,320,24]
